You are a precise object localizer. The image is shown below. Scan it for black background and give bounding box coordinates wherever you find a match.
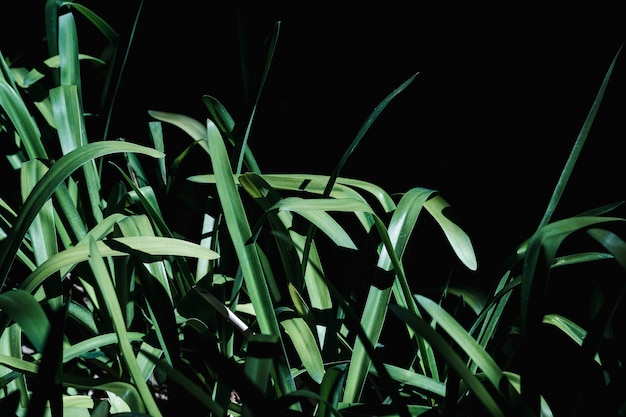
[3,1,626,284]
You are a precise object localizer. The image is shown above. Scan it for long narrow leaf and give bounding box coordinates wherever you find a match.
[538,46,622,229]
[325,72,418,195]
[0,141,164,291]
[0,80,47,159]
[19,236,219,295]
[188,173,397,213]
[87,237,162,417]
[344,187,438,402]
[232,21,280,174]
[206,118,298,399]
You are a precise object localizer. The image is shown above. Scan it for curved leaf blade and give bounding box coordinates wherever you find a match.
[0,141,164,290]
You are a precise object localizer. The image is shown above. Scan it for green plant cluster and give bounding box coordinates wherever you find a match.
[1,2,625,416]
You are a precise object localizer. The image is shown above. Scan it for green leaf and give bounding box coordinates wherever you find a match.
[326,72,418,195]
[148,110,209,153]
[58,11,81,90]
[0,290,50,353]
[538,46,622,228]
[521,216,623,333]
[65,3,118,43]
[207,118,298,398]
[542,314,602,365]
[20,236,219,295]
[270,197,372,250]
[0,79,47,159]
[207,120,278,336]
[50,85,84,151]
[318,364,348,417]
[62,332,145,363]
[280,315,325,384]
[390,303,506,417]
[343,184,434,402]
[87,237,163,417]
[21,160,57,267]
[370,363,446,398]
[201,95,235,134]
[424,194,477,271]
[414,295,504,389]
[149,121,167,187]
[0,141,164,291]
[21,54,105,88]
[189,173,397,213]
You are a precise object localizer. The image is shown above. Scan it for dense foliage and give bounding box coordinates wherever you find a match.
[1,2,625,416]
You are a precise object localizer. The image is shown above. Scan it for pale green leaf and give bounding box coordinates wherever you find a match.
[148,110,209,154]
[20,236,219,295]
[424,194,477,271]
[281,315,325,384]
[87,237,162,417]
[0,141,164,290]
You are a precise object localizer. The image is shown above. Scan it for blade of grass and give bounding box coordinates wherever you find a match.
[21,160,61,309]
[206,118,299,400]
[51,83,105,224]
[0,324,28,408]
[232,21,280,174]
[538,46,622,229]
[301,73,418,279]
[0,79,47,159]
[19,236,219,296]
[86,236,162,417]
[424,194,477,271]
[0,141,164,291]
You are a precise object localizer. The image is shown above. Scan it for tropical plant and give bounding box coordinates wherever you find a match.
[1,1,625,417]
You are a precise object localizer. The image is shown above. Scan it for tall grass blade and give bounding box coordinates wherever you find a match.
[206,118,298,399]
[344,187,438,402]
[87,236,162,417]
[538,46,622,229]
[232,21,280,174]
[147,110,210,154]
[318,364,348,417]
[297,72,418,299]
[326,72,418,195]
[0,324,28,408]
[21,160,63,309]
[0,80,47,159]
[0,141,163,291]
[424,194,477,271]
[53,11,106,227]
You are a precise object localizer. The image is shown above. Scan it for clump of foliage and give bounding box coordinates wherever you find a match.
[1,2,626,416]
